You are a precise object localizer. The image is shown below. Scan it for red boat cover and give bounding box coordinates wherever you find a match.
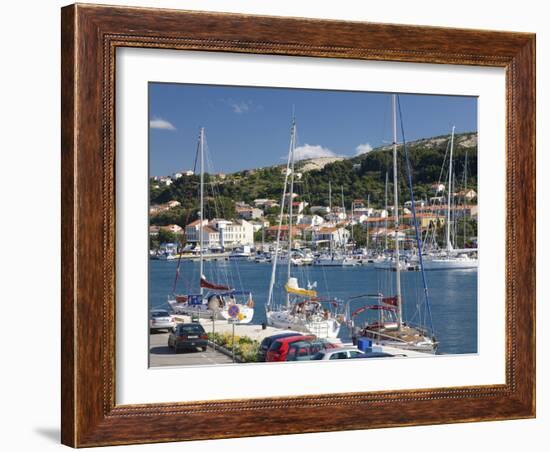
[199,276,232,291]
[352,304,396,317]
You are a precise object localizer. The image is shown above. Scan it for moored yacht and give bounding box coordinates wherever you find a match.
[167,128,254,323]
[350,95,437,354]
[265,118,343,339]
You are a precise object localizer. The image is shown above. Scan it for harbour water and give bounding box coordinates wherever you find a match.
[149,259,478,355]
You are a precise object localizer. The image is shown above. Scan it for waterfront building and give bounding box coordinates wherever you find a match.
[312,226,350,247]
[185,218,254,247]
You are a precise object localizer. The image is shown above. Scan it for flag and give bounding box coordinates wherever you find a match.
[382,296,398,307]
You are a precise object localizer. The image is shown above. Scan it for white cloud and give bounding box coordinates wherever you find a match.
[293,144,340,161]
[231,101,251,114]
[355,143,373,155]
[150,117,176,130]
[220,98,260,114]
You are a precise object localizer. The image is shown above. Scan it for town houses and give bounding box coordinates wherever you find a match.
[149,200,181,216]
[148,173,477,253]
[184,218,255,248]
[311,226,350,247]
[236,205,263,220]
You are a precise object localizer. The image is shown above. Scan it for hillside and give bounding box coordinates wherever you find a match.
[150,131,477,225]
[297,156,346,172]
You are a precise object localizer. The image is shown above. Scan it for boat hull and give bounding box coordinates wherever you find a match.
[168,299,254,323]
[266,310,341,339]
[358,325,437,354]
[421,257,478,270]
[314,257,356,267]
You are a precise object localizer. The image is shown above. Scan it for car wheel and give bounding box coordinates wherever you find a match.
[200,346,207,352]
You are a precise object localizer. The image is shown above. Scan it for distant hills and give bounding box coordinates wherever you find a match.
[150,131,477,225]
[295,132,477,174]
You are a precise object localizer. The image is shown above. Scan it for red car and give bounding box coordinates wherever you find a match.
[266,335,316,362]
[285,339,340,361]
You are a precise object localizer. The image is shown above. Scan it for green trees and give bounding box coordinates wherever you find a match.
[253,229,264,243]
[150,229,181,250]
[149,133,478,222]
[149,207,188,227]
[157,229,178,244]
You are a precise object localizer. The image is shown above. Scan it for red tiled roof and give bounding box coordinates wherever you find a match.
[186,219,203,227]
[318,227,337,233]
[267,225,289,231]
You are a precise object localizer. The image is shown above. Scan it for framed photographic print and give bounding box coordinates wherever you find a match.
[61,3,536,447]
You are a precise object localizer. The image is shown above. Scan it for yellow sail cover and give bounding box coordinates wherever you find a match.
[285,277,317,297]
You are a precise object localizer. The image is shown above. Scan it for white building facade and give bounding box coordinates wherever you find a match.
[185,218,254,248]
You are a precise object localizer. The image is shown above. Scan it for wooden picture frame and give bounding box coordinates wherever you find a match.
[61,3,535,447]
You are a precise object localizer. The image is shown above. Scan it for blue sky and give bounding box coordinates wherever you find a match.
[149,83,477,176]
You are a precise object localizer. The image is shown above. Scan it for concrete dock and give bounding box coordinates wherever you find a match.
[172,314,303,342]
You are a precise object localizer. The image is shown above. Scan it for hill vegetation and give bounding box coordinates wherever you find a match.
[150,132,477,227]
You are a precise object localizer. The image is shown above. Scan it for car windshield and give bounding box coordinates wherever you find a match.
[260,338,273,349]
[178,325,204,334]
[310,352,325,360]
[151,311,170,318]
[269,341,282,352]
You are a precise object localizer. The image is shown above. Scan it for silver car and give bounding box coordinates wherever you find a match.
[149,310,175,332]
[310,346,366,360]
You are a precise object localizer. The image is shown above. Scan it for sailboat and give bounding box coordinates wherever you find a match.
[421,127,478,270]
[167,128,254,323]
[313,185,356,267]
[348,95,437,353]
[266,118,342,339]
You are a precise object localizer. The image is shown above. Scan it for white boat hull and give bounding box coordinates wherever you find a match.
[168,299,254,323]
[374,260,417,271]
[314,257,356,267]
[168,301,223,319]
[266,310,341,339]
[421,257,478,270]
[371,338,437,354]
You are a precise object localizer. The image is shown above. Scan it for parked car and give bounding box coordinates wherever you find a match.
[310,346,366,360]
[266,335,316,362]
[284,339,340,362]
[257,332,304,362]
[149,309,175,332]
[168,323,208,353]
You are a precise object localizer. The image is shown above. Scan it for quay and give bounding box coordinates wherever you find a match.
[169,314,428,359]
[171,314,305,343]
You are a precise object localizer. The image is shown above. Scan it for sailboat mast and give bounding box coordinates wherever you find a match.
[351,200,354,246]
[286,120,297,308]
[328,180,332,213]
[391,94,403,328]
[266,119,294,310]
[463,150,468,248]
[341,185,346,251]
[446,126,455,253]
[341,185,345,217]
[366,194,370,253]
[199,127,205,296]
[384,171,388,251]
